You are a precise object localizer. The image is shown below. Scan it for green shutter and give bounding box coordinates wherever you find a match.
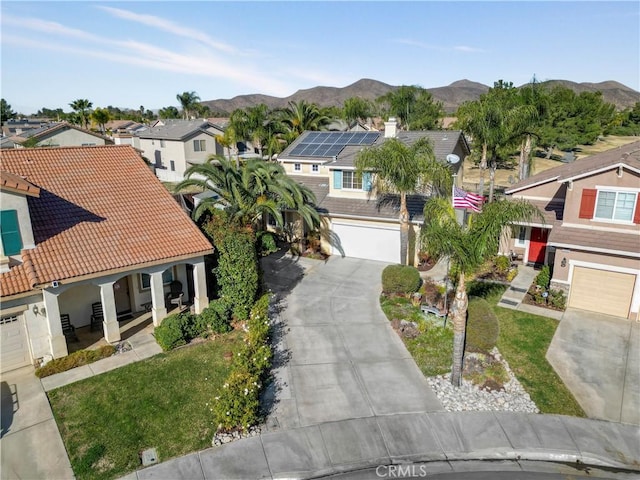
[1,210,23,256]
[362,172,372,192]
[333,170,342,189]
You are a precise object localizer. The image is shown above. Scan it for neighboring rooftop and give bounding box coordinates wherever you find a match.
[137,119,220,140]
[506,140,640,194]
[0,145,213,297]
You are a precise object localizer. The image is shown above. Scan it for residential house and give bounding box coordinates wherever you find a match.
[135,119,224,182]
[0,145,213,373]
[504,141,640,320]
[1,122,113,149]
[277,118,469,264]
[2,118,51,138]
[104,120,147,146]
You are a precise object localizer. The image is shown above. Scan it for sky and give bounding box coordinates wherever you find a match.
[2,1,639,115]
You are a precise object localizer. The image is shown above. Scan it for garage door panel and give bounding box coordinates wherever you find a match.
[569,267,635,318]
[332,223,400,264]
[1,315,31,373]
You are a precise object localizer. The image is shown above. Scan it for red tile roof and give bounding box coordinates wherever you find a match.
[1,145,213,297]
[0,171,40,197]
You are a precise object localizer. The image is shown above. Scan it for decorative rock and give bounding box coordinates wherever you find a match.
[427,347,540,414]
[212,425,263,446]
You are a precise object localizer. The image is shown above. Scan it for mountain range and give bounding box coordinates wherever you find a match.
[201,78,640,115]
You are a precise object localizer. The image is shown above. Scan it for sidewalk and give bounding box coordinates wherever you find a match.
[120,411,640,479]
[1,325,162,480]
[496,265,564,320]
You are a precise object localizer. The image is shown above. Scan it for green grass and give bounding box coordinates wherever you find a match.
[380,282,585,417]
[48,332,243,480]
[380,294,453,377]
[468,280,585,417]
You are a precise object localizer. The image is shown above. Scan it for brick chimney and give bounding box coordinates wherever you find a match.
[384,117,397,138]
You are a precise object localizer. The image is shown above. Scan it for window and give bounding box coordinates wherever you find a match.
[139,269,174,290]
[594,190,637,222]
[342,171,362,190]
[1,210,23,256]
[294,163,301,172]
[193,139,206,152]
[170,160,175,171]
[515,227,526,247]
[81,143,96,146]
[160,139,166,148]
[312,164,319,173]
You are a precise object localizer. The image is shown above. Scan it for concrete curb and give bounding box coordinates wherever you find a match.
[125,412,640,479]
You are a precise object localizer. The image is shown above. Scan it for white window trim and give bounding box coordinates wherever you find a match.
[138,267,176,291]
[312,164,319,173]
[342,171,363,190]
[593,189,637,224]
[294,163,301,172]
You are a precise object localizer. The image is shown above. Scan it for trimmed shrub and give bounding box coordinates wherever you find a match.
[382,265,421,294]
[493,255,511,273]
[35,345,115,378]
[466,297,499,354]
[154,313,188,351]
[535,265,551,289]
[201,298,233,334]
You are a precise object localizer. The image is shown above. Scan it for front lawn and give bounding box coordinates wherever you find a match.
[380,281,585,417]
[48,332,243,480]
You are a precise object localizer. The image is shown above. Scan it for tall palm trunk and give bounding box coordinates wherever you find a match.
[399,192,409,265]
[519,134,532,180]
[450,272,468,386]
[488,159,497,203]
[477,143,488,195]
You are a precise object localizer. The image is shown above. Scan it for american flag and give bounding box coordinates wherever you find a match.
[453,186,483,212]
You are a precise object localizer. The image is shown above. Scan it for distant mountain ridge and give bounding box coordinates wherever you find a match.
[201,78,640,115]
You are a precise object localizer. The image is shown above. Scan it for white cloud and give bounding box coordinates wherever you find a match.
[393,38,484,53]
[95,6,245,55]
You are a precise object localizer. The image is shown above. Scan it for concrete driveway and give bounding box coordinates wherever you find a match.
[546,308,639,425]
[0,365,74,480]
[261,253,442,430]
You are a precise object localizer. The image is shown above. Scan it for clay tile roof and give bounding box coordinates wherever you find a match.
[0,171,40,197]
[0,145,213,297]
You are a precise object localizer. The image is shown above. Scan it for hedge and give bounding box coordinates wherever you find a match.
[382,264,421,294]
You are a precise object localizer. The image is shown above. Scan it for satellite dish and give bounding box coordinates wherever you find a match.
[446,154,460,165]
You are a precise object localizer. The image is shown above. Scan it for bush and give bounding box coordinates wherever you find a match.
[201,298,233,334]
[35,345,115,378]
[535,265,550,289]
[154,313,188,351]
[382,265,421,294]
[212,367,261,432]
[466,297,499,354]
[258,232,278,256]
[493,255,510,273]
[549,289,567,309]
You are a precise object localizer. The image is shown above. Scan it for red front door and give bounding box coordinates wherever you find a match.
[528,227,549,264]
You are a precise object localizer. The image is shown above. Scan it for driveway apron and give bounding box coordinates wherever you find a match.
[262,254,442,430]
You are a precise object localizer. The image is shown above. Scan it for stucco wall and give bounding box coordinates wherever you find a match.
[1,191,36,252]
[37,128,106,147]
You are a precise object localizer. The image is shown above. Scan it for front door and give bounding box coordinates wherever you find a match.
[528,227,549,264]
[113,277,131,315]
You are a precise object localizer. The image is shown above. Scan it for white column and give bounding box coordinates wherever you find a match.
[42,289,68,358]
[98,281,120,343]
[150,271,167,326]
[191,258,209,314]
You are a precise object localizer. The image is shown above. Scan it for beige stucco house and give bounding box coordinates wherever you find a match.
[0,145,213,373]
[277,119,469,264]
[135,119,225,182]
[2,122,113,149]
[504,141,640,320]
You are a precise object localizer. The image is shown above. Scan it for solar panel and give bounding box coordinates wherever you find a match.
[287,131,379,157]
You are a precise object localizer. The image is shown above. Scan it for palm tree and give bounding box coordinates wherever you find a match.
[421,197,543,386]
[69,99,93,129]
[176,91,201,120]
[175,156,320,233]
[355,137,453,265]
[279,100,331,138]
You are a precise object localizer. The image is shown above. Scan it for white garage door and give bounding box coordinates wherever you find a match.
[1,315,31,373]
[569,267,635,318]
[331,222,400,264]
